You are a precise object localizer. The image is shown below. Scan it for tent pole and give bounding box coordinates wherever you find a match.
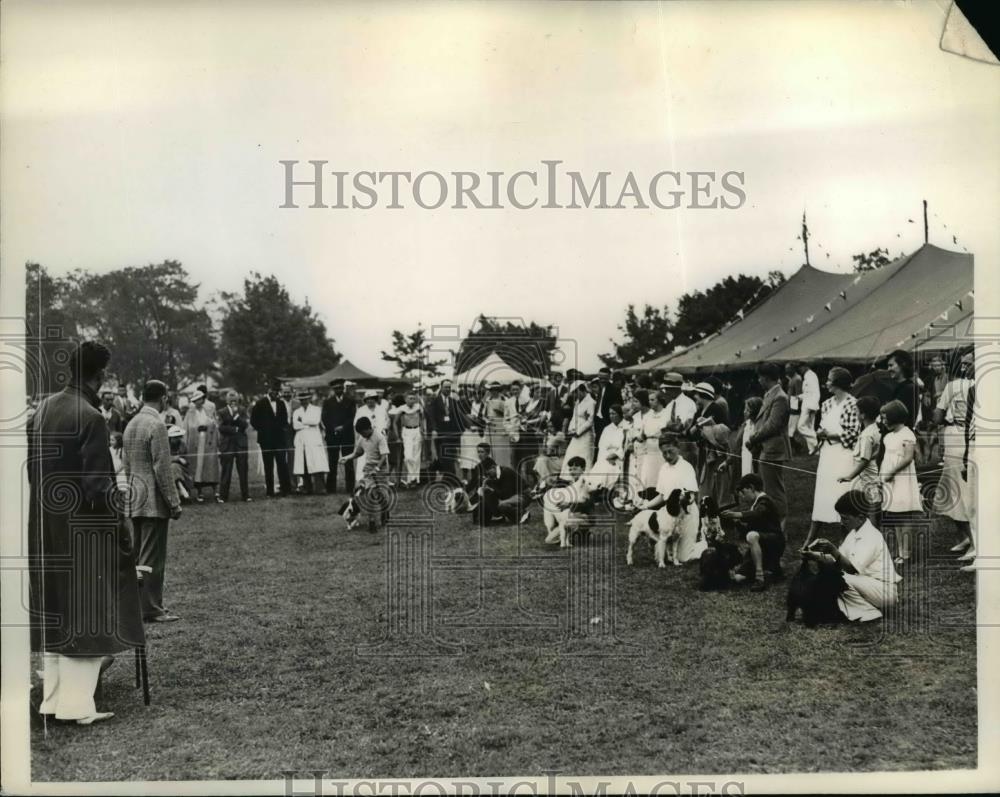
[923,199,929,244]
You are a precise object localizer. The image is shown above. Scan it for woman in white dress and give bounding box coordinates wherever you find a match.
[459,385,486,478]
[638,390,670,493]
[880,399,922,566]
[483,381,513,468]
[640,433,704,563]
[625,391,649,501]
[586,404,625,491]
[561,381,595,479]
[292,391,329,494]
[807,367,861,544]
[933,349,976,561]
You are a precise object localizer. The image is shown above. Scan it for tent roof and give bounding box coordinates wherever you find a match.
[283,359,411,389]
[643,244,972,373]
[453,351,543,386]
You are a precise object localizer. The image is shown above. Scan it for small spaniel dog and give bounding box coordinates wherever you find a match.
[337,485,365,529]
[443,487,477,515]
[626,488,696,568]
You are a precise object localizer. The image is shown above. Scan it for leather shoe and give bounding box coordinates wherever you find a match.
[147,613,181,623]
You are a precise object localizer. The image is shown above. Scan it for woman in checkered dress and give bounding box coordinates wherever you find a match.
[810,367,861,533]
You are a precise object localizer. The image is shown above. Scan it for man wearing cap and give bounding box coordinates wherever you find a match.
[592,367,622,455]
[662,372,697,463]
[250,380,293,498]
[746,362,791,528]
[322,379,357,494]
[123,378,183,623]
[429,379,463,477]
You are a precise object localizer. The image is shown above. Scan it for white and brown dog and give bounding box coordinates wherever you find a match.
[626,488,697,568]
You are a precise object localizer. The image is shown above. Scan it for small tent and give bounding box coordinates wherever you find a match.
[282,359,411,391]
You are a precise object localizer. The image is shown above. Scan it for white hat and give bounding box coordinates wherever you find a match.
[166,425,184,439]
[680,381,695,394]
[693,382,716,399]
[364,389,381,399]
[569,380,588,393]
[191,390,206,402]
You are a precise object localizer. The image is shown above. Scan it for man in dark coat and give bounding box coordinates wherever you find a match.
[592,367,623,451]
[28,341,145,724]
[250,380,292,497]
[464,443,521,526]
[218,390,251,502]
[99,390,125,434]
[322,379,357,493]
[429,379,464,477]
[746,361,791,529]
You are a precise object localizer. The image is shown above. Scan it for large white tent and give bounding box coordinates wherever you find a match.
[452,351,542,386]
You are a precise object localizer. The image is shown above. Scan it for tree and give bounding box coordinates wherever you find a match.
[851,247,891,273]
[68,260,218,390]
[599,304,674,369]
[25,262,81,396]
[671,272,784,347]
[381,326,447,382]
[600,271,786,368]
[219,273,340,394]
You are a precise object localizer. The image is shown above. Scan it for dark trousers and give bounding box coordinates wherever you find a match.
[326,441,356,493]
[437,433,460,476]
[132,516,170,620]
[757,459,787,520]
[261,445,291,496]
[220,449,249,500]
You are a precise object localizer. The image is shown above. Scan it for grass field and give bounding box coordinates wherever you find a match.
[31,456,977,780]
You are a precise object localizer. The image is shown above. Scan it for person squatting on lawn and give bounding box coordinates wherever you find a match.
[340,415,390,532]
[721,472,786,591]
[543,455,594,547]
[28,341,147,725]
[801,490,901,622]
[462,442,525,527]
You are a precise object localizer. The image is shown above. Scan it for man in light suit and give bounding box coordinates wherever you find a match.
[123,379,183,623]
[746,361,791,529]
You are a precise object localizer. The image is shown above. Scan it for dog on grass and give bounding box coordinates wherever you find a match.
[626,488,696,568]
[786,547,848,627]
[337,485,365,529]
[696,496,743,590]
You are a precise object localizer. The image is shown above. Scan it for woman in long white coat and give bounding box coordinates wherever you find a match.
[638,390,670,493]
[586,404,625,491]
[561,381,595,479]
[292,391,329,494]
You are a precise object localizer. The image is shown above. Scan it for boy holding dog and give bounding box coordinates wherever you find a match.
[340,416,390,532]
[721,473,786,591]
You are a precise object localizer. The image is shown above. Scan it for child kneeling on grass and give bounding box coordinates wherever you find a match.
[341,416,390,533]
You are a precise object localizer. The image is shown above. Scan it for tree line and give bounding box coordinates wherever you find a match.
[26,261,340,396]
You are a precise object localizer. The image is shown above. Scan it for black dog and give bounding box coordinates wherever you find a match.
[697,496,743,591]
[785,555,847,627]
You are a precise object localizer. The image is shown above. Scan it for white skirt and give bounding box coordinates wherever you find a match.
[585,455,622,491]
[935,425,971,522]
[811,442,854,522]
[294,427,329,475]
[639,441,664,490]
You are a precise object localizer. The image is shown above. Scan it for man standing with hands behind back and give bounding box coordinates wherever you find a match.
[123,379,183,623]
[430,379,463,477]
[746,361,791,531]
[322,379,357,494]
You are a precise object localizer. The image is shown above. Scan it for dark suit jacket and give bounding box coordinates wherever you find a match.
[469,463,518,502]
[101,406,125,434]
[594,381,623,423]
[429,393,463,435]
[250,396,289,451]
[322,395,356,445]
[218,405,249,453]
[748,384,790,461]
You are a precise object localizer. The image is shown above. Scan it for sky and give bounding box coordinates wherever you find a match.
[3,0,999,377]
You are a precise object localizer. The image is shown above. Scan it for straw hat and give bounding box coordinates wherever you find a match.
[692,382,716,399]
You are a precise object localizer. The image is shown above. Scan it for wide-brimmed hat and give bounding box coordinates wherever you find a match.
[693,382,716,399]
[681,381,696,393]
[364,389,381,399]
[486,381,502,390]
[662,372,684,388]
[191,390,206,402]
[296,390,312,400]
[166,425,184,439]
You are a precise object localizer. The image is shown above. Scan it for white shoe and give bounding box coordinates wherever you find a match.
[957,548,977,562]
[960,559,980,572]
[75,712,115,725]
[950,539,972,553]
